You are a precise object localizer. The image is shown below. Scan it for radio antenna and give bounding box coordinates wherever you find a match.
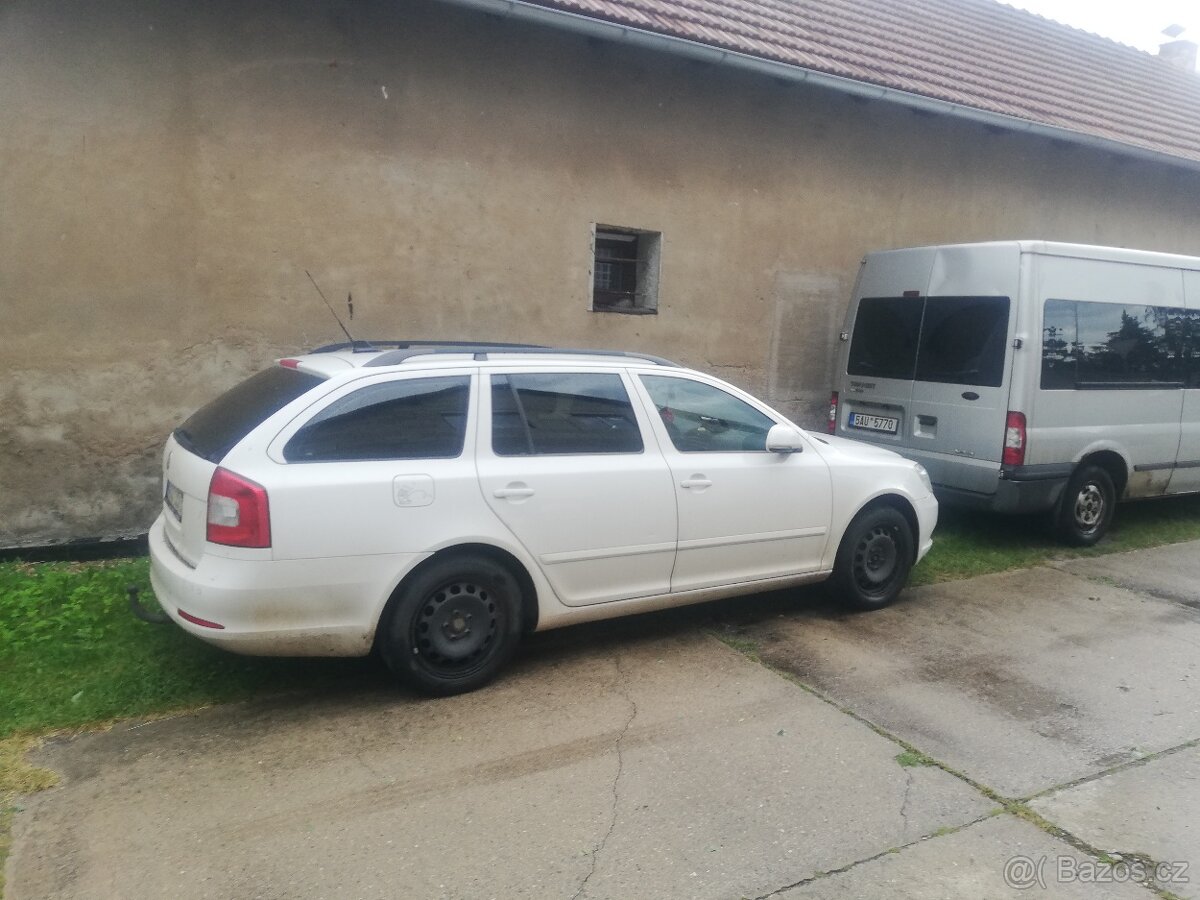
[304,270,355,344]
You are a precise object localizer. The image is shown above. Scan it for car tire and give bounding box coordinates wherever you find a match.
[1055,464,1115,547]
[380,554,523,696]
[831,506,914,611]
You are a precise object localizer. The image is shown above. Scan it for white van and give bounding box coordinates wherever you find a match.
[830,241,1200,545]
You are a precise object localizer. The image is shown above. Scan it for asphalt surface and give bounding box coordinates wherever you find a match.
[8,541,1200,899]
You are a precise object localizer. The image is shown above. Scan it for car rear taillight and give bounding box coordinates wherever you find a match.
[207,467,271,548]
[1002,411,1026,466]
[828,392,839,434]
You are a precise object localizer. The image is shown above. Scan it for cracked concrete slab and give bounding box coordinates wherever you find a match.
[7,630,990,900]
[1053,540,1200,609]
[777,813,1155,899]
[728,564,1200,798]
[1030,746,1200,900]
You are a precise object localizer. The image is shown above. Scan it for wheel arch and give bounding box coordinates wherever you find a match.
[373,543,540,655]
[844,493,921,563]
[1076,450,1128,498]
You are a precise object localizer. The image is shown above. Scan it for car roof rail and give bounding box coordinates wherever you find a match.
[309,339,547,354]
[361,346,681,368]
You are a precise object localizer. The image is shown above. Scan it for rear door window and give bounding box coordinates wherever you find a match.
[847,297,922,380]
[284,376,470,462]
[175,366,325,463]
[491,373,643,455]
[913,296,1010,388]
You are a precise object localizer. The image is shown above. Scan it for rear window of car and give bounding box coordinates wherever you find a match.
[848,295,1010,387]
[174,366,325,463]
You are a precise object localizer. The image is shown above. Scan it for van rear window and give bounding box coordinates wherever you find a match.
[847,297,922,380]
[174,366,325,463]
[848,296,1010,387]
[914,296,1010,388]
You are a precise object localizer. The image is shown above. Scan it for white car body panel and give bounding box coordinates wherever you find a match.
[149,351,937,657]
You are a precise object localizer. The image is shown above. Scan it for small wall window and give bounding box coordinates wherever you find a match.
[591,225,661,314]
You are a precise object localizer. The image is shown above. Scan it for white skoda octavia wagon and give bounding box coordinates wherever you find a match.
[149,342,937,695]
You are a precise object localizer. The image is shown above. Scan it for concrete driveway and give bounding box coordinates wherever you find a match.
[8,542,1200,899]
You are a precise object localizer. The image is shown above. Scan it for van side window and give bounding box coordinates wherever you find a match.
[847,298,921,380]
[914,297,1010,388]
[1041,300,1186,389]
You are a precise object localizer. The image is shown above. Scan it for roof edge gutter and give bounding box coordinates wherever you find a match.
[437,0,1200,175]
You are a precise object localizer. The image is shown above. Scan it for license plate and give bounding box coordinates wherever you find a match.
[849,412,899,434]
[165,481,184,521]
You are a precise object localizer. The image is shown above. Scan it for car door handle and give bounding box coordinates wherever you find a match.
[680,478,713,490]
[493,486,535,500]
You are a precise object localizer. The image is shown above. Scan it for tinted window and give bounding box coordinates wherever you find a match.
[914,296,1010,388]
[1041,299,1186,389]
[491,373,643,456]
[641,375,775,452]
[284,376,469,462]
[847,297,922,380]
[1041,299,1077,389]
[175,366,325,463]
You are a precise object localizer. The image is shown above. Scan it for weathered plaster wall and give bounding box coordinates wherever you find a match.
[3,0,1200,546]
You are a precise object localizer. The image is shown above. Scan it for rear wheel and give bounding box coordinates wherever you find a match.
[831,506,914,611]
[380,554,523,696]
[1055,464,1115,546]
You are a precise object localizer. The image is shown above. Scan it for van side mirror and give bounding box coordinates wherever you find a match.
[765,424,805,454]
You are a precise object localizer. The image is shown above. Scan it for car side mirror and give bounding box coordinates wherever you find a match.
[765,424,805,454]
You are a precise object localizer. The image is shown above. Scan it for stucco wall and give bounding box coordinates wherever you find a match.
[3,0,1200,546]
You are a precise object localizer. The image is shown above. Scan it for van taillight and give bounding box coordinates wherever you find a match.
[207,468,271,548]
[1002,412,1026,467]
[828,392,839,434]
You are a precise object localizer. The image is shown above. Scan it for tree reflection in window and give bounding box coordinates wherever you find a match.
[1042,299,1191,389]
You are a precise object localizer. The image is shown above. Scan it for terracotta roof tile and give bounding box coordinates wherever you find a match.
[525,0,1200,166]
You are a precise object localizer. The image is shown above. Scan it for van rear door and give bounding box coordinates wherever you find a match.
[838,244,1018,498]
[906,294,1012,494]
[838,248,932,454]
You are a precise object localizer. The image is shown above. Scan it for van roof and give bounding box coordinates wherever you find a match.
[865,241,1200,270]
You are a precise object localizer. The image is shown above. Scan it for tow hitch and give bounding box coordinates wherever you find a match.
[128,585,170,624]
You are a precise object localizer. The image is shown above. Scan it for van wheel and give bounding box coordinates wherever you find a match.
[380,554,523,696]
[832,506,914,611]
[1056,465,1115,547]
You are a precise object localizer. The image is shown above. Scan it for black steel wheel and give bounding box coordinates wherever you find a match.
[381,554,522,696]
[1055,464,1115,547]
[832,506,914,611]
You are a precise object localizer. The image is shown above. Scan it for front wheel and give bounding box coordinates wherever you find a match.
[380,554,523,696]
[831,506,914,611]
[1055,464,1115,546]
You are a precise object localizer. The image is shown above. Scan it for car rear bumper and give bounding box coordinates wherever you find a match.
[148,516,421,657]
